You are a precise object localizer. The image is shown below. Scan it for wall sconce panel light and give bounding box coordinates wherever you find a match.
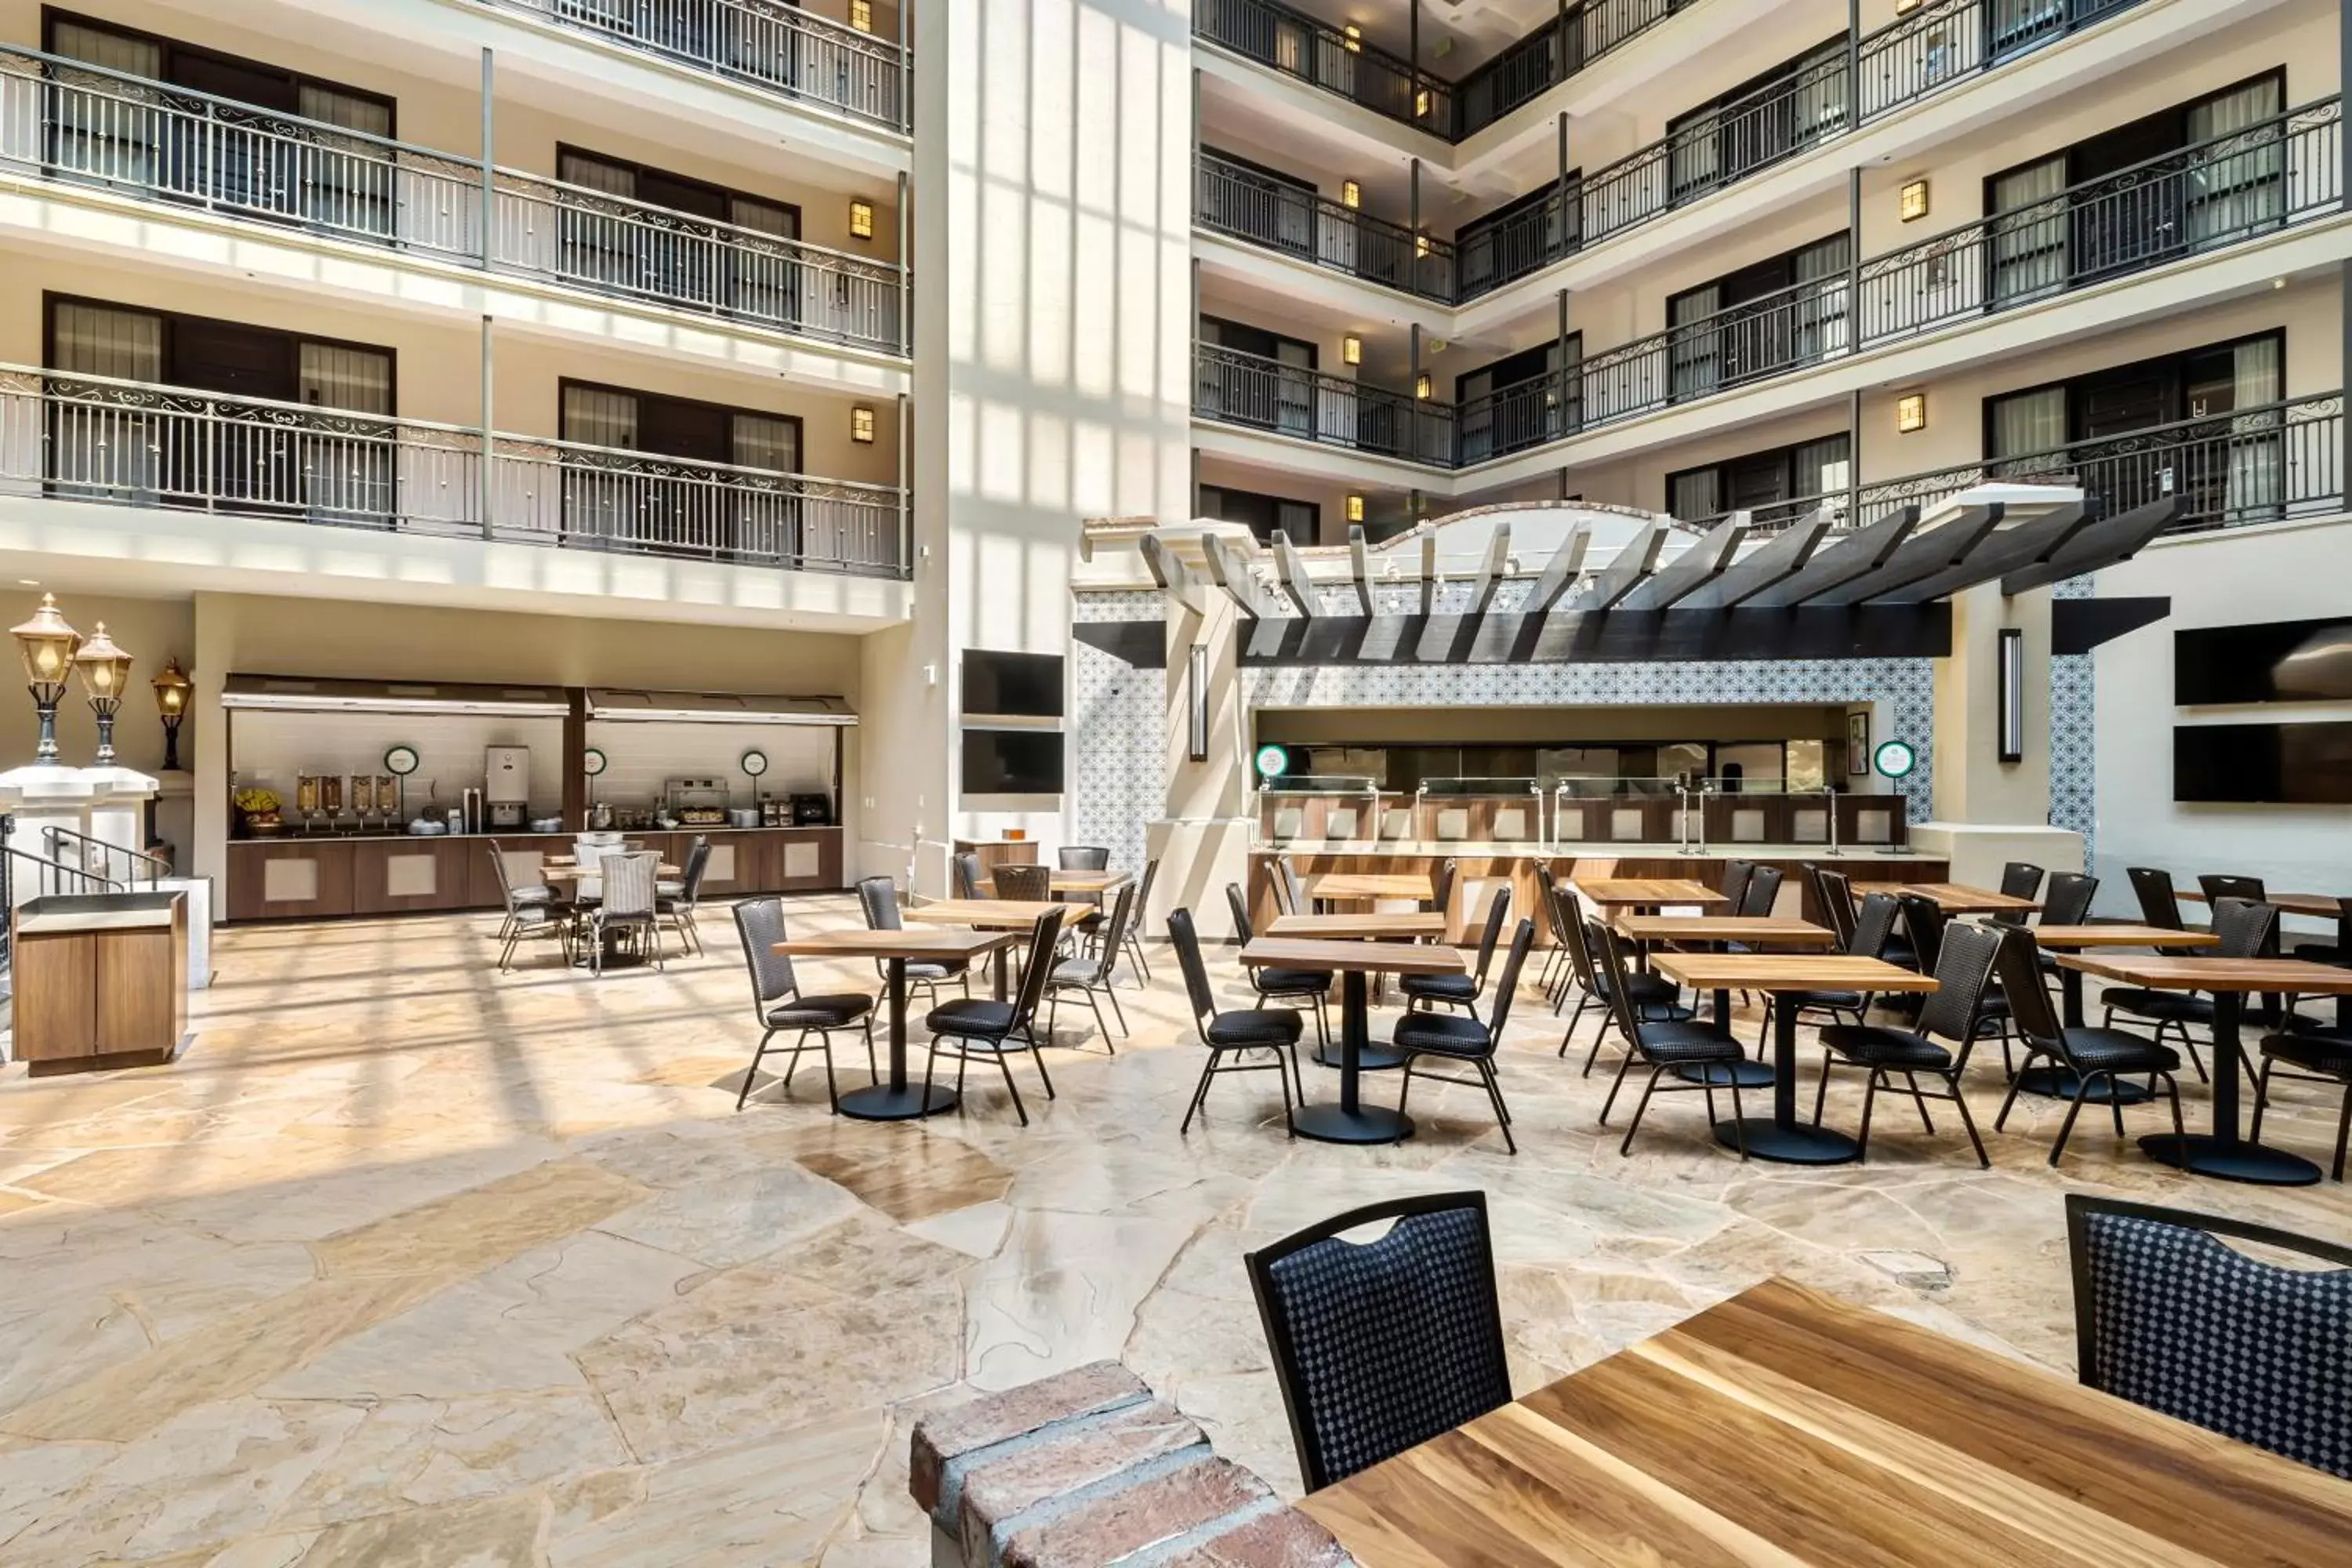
[1899,179,1930,221]
[1339,180,1361,209]
[1414,89,1431,118]
[1186,644,1209,761]
[1414,372,1432,401]
[849,0,873,31]
[848,199,874,240]
[1341,335,1363,365]
[1343,23,1361,51]
[851,405,877,443]
[1895,392,1927,434]
[1894,0,1926,13]
[1345,494,1366,523]
[1997,626,2025,764]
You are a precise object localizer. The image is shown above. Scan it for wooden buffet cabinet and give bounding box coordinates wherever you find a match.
[11,892,190,1074]
[223,826,845,923]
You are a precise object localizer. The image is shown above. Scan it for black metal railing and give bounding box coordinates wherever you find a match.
[1194,343,1453,465]
[1856,0,2142,123]
[1195,154,1454,300]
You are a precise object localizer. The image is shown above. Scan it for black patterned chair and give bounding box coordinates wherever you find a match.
[1121,858,1160,984]
[1718,858,1755,914]
[1393,919,1537,1155]
[951,850,986,899]
[1043,882,1134,1047]
[2252,1023,2352,1181]
[920,907,1065,1127]
[1592,918,1750,1159]
[2103,897,2278,1084]
[729,898,877,1112]
[1403,886,1511,1018]
[2000,861,2047,902]
[858,874,971,1006]
[1994,927,2188,1167]
[1228,882,1331,1048]
[1554,886,1693,1074]
[1755,891,1900,1053]
[1168,907,1300,1133]
[1245,1191,1512,1492]
[2066,1193,2352,1479]
[1813,920,2004,1167]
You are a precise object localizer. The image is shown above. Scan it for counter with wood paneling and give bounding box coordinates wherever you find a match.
[11,892,189,1073]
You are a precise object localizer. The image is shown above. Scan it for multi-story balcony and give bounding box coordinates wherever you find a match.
[0,44,909,357]
[0,366,909,578]
[1196,97,2343,469]
[477,0,908,131]
[1193,343,1454,468]
[1194,153,1455,303]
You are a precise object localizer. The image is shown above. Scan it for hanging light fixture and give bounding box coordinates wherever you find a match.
[11,593,81,763]
[73,620,135,767]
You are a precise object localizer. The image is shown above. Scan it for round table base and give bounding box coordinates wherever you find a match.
[1312,1042,1406,1071]
[1714,1118,1859,1165]
[1674,1060,1773,1089]
[837,1083,960,1122]
[2137,1133,2321,1186]
[1293,1103,1414,1145]
[569,950,649,971]
[2013,1066,2151,1105]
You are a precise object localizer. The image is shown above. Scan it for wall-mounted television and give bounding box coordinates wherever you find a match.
[2173,721,2352,804]
[963,650,1064,717]
[2175,618,2352,703]
[961,728,1064,795]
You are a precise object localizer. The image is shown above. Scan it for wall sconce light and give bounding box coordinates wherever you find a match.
[1895,392,1927,434]
[1997,626,2025,764]
[1343,24,1361,51]
[851,405,877,443]
[152,655,192,771]
[1894,0,1926,13]
[1414,89,1432,119]
[1345,494,1366,523]
[1899,179,1930,222]
[1414,232,1429,258]
[1186,644,1209,761]
[1414,372,1432,401]
[1339,180,1361,209]
[11,592,81,763]
[1341,335,1363,365]
[72,621,135,768]
[848,199,874,240]
[849,0,873,31]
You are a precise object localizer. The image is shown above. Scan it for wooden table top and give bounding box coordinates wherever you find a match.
[1044,869,1131,895]
[1650,952,1940,993]
[2180,888,2349,918]
[1302,1276,2352,1567]
[542,862,680,880]
[1238,938,1464,976]
[1567,877,1730,908]
[903,898,1064,929]
[1853,881,2041,913]
[773,930,1018,961]
[1269,912,1449,941]
[1308,873,1438,902]
[2031,924,2222,950]
[2056,953,2352,994]
[1613,915,1835,946]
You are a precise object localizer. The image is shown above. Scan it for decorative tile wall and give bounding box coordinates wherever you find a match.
[2049,573,2096,856]
[1069,590,1164,874]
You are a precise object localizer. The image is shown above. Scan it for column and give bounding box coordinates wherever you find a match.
[1916,582,2083,884]
[1155,586,1254,935]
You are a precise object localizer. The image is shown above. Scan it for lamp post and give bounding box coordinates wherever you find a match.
[152,656,191,771]
[73,622,135,767]
[10,593,82,763]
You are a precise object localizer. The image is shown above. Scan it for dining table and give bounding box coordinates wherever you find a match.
[2056,953,2352,1185]
[2017,924,2220,1105]
[1852,880,2041,916]
[1268,911,1448,1067]
[1615,916,1838,1091]
[2180,887,2352,1023]
[1648,952,1940,1163]
[1238,936,1462,1145]
[536,859,684,968]
[1566,877,1730,912]
[1305,872,1438,908]
[771,928,1021,1121]
[903,898,1062,999]
[1300,1275,2352,1566]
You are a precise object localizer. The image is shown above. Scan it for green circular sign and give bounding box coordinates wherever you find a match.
[1873,739,1918,780]
[1254,743,1290,780]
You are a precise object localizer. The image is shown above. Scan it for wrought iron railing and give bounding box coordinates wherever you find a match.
[477,0,906,129]
[1193,344,1453,465]
[0,45,907,354]
[1857,0,2142,122]
[1194,154,1454,300]
[0,367,910,578]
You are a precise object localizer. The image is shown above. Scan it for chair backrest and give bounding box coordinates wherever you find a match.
[1247,1192,1512,1492]
[1915,920,2002,1045]
[677,838,713,901]
[1167,907,1218,1028]
[1588,918,1650,1046]
[1429,858,1457,916]
[1008,906,1068,1029]
[1135,857,1161,914]
[994,862,1054,902]
[2127,866,2184,931]
[1089,883,1136,982]
[2041,871,2098,927]
[953,851,985,899]
[2213,896,2278,960]
[1225,881,1257,943]
[1468,886,1512,985]
[1556,887,1601,990]
[857,874,903,931]
[1816,866,1859,946]
[1483,920,1537,1036]
[1896,892,1947,972]
[486,843,523,909]
[1994,925,2064,1047]
[2066,1194,2352,1479]
[601,851,660,919]
[1848,891,1900,960]
[731,896,797,1013]
[1739,864,1784,917]
[2200,873,2267,907]
[2000,861,2047,902]
[1719,858,1755,910]
[1059,844,1110,872]
[1277,858,1307,917]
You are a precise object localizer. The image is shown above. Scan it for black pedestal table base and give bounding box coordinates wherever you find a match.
[839,954,960,1123]
[1295,971,1414,1146]
[2137,1134,2321,1185]
[1715,979,1857,1165]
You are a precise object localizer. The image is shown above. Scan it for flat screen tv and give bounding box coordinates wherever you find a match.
[2175,618,2352,703]
[961,728,1064,795]
[2173,721,2352,804]
[963,650,1064,717]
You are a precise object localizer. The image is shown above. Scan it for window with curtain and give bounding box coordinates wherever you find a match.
[557,151,641,292]
[2224,335,2285,521]
[296,83,394,238]
[2185,76,2286,247]
[1668,466,1719,522]
[562,386,640,450]
[1989,157,2067,303]
[296,344,392,414]
[559,387,639,544]
[46,302,163,500]
[50,302,163,381]
[46,21,163,187]
[729,194,801,326]
[1987,387,2067,466]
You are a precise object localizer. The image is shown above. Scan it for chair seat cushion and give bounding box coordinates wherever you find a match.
[906,960,968,982]
[511,885,555,905]
[767,994,874,1029]
[1631,1021,1742,1064]
[1819,1025,1955,1070]
[2060,1026,2182,1073]
[1621,971,1681,1005]
[1207,1009,1304,1047]
[1255,967,1332,994]
[1784,988,1866,1011]
[656,880,684,898]
[1394,1011,1494,1057]
[2289,942,2343,964]
[2103,989,2214,1025]
[926,998,1014,1036]
[1402,972,1478,1002]
[1049,956,1098,984]
[2261,1029,2352,1076]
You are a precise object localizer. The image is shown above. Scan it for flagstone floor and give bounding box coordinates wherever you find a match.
[0,896,2345,1566]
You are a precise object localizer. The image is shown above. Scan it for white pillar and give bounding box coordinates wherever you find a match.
[0,764,99,908]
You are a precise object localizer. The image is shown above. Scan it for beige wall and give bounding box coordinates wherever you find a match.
[0,587,193,778]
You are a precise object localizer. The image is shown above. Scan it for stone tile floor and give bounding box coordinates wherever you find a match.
[0,897,2346,1565]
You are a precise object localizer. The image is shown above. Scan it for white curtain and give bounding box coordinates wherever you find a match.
[297,343,391,413]
[1988,387,2067,472]
[51,302,162,380]
[2186,78,2285,247]
[294,343,392,520]
[1668,467,1719,523]
[1793,234,1850,361]
[1990,157,2067,303]
[560,387,637,543]
[2226,336,2284,521]
[47,21,162,187]
[49,303,162,499]
[555,152,639,291]
[563,386,638,449]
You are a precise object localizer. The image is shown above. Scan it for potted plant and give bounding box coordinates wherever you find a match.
[234,786,284,837]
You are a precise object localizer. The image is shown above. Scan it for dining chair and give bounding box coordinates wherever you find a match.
[1555,887,1693,1074]
[1269,856,1302,917]
[1403,886,1510,1018]
[2251,1022,2352,1181]
[1755,891,1900,1053]
[1994,927,2188,1167]
[857,874,971,1006]
[1815,866,1860,947]
[1427,857,1458,918]
[1043,881,1134,1046]
[1245,1191,1512,1492]
[1813,920,2003,1167]
[1394,920,1536,1154]
[1591,918,1750,1159]
[952,850,986,899]
[2127,866,2198,935]
[2102,897,2278,1084]
[587,851,662,976]
[920,907,1065,1127]
[1537,864,1573,997]
[1168,906,1300,1133]
[1058,844,1110,872]
[1737,864,1784,918]
[1120,858,1160,984]
[486,843,556,944]
[1055,844,1112,943]
[1718,858,1755,915]
[656,838,713,955]
[2066,1193,2352,1479]
[2198,873,2268,907]
[1227,883,1331,1048]
[728,898,876,1112]
[2000,861,2047,902]
[992,862,1054,902]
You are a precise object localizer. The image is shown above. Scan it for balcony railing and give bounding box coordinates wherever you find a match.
[478,0,906,129]
[1194,344,1454,466]
[1195,154,1454,300]
[0,367,909,579]
[0,46,909,355]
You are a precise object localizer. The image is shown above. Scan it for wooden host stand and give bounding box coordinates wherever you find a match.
[11,891,190,1075]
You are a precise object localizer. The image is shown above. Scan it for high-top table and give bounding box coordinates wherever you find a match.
[2056,953,2352,1185]
[1852,880,2040,916]
[2019,924,2220,1105]
[1269,910,1448,1067]
[773,929,1020,1121]
[904,898,1060,999]
[1617,916,1838,1091]
[1650,952,1940,1163]
[1239,936,1462,1145]
[1301,1276,2352,1567]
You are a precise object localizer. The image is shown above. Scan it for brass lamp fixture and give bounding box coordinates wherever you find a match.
[73,621,135,767]
[152,655,192,771]
[11,593,82,762]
